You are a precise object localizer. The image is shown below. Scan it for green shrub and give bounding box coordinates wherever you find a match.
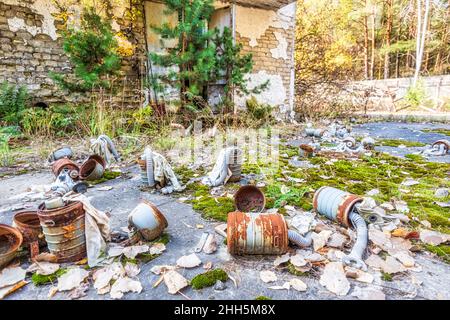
[405,81,426,108]
[0,82,29,125]
[50,7,121,92]
[246,96,273,122]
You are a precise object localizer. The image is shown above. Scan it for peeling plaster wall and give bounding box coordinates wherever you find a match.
[234,2,297,116]
[0,0,147,105]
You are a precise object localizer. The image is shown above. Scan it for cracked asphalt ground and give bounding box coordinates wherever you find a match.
[1,121,450,300]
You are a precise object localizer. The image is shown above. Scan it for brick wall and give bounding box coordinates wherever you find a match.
[0,0,147,107]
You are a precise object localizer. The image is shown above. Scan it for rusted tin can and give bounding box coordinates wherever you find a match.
[52,158,79,177]
[37,202,87,263]
[313,186,363,227]
[299,144,314,158]
[227,212,289,255]
[80,158,105,181]
[88,155,107,169]
[0,224,23,269]
[228,148,243,182]
[13,211,46,248]
[234,185,266,213]
[128,200,168,241]
[433,139,450,153]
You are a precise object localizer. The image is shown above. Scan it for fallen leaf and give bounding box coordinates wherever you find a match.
[177,253,202,269]
[274,253,291,267]
[163,270,189,294]
[150,265,175,275]
[203,261,213,270]
[124,262,141,277]
[319,262,350,296]
[290,254,308,268]
[392,251,415,268]
[57,268,89,292]
[420,229,450,246]
[268,282,291,290]
[27,262,60,276]
[401,179,419,187]
[312,230,333,251]
[0,267,26,289]
[203,234,217,254]
[110,277,142,299]
[33,252,57,263]
[96,186,113,191]
[122,245,150,259]
[68,282,89,300]
[290,278,307,292]
[327,233,348,248]
[260,270,277,283]
[47,286,58,298]
[149,243,166,255]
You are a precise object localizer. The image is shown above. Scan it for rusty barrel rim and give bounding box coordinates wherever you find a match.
[227,211,288,255]
[312,186,327,211]
[337,194,363,227]
[52,158,79,177]
[433,139,450,152]
[13,211,45,246]
[37,201,86,263]
[79,158,104,180]
[0,224,23,267]
[88,154,107,169]
[140,199,169,229]
[234,185,266,213]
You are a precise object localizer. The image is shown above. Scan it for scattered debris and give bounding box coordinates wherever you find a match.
[164,270,189,294]
[110,277,142,299]
[57,268,89,292]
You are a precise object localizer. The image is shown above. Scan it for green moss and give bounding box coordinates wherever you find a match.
[376,139,426,148]
[422,128,450,136]
[191,269,229,290]
[287,262,307,277]
[89,170,122,185]
[405,154,425,162]
[255,296,272,300]
[381,272,393,282]
[424,244,450,264]
[153,233,170,245]
[189,183,235,221]
[31,268,68,286]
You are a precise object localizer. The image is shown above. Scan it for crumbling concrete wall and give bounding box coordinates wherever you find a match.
[234,2,297,117]
[0,0,147,106]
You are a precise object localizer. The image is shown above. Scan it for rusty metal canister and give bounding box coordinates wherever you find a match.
[234,185,266,213]
[0,224,23,269]
[80,157,105,181]
[299,144,314,158]
[433,139,450,153]
[37,202,87,263]
[49,147,73,162]
[52,158,79,177]
[13,211,46,248]
[128,200,168,241]
[227,212,289,255]
[313,186,363,227]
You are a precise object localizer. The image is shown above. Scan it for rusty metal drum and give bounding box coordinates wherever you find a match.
[37,201,87,263]
[13,211,46,247]
[432,139,450,153]
[227,212,289,255]
[313,186,363,227]
[0,224,23,269]
[128,200,168,241]
[80,158,105,181]
[234,185,266,213]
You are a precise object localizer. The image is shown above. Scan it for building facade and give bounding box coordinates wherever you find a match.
[0,0,297,116]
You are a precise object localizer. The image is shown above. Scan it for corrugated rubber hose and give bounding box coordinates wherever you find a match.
[99,134,121,162]
[342,210,368,271]
[145,148,156,187]
[288,230,313,247]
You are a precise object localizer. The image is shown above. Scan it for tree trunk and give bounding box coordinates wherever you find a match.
[384,0,393,79]
[363,0,369,80]
[414,0,430,86]
[370,5,376,80]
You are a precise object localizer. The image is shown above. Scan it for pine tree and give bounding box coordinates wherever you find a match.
[212,27,269,112]
[150,0,217,110]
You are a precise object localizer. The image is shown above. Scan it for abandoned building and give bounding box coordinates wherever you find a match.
[0,0,297,116]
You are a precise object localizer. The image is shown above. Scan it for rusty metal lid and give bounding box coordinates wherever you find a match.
[0,224,23,257]
[52,158,79,177]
